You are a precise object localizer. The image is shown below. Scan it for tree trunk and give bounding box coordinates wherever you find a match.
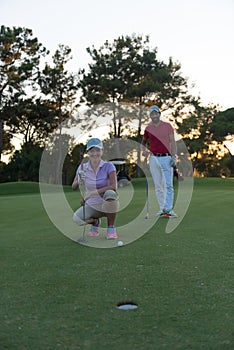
[55,121,63,184]
[0,119,3,162]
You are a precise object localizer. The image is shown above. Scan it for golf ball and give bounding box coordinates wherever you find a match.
[118,241,123,247]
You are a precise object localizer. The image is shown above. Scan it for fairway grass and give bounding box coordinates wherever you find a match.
[0,179,233,349]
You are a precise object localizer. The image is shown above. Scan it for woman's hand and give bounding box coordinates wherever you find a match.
[84,190,98,201]
[80,197,85,206]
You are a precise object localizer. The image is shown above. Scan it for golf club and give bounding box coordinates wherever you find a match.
[77,204,87,243]
[144,174,149,219]
[77,150,88,243]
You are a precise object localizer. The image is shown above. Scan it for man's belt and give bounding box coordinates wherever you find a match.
[152,153,171,157]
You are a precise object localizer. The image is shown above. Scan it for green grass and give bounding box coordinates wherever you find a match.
[0,179,233,350]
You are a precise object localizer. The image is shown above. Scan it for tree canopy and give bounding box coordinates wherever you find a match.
[0,25,48,160]
[78,35,193,138]
[0,27,233,181]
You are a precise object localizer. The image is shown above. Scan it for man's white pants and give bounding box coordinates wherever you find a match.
[149,155,174,212]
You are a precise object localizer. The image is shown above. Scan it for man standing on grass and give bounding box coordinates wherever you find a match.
[141,105,177,218]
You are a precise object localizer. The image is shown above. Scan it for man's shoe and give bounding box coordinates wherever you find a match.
[164,210,178,218]
[157,209,166,217]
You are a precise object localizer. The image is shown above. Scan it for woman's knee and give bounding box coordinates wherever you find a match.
[102,190,119,213]
[73,212,85,225]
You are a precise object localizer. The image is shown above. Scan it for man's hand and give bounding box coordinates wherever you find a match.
[142,149,149,158]
[170,155,177,167]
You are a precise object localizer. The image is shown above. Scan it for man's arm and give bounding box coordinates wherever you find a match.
[141,135,150,157]
[141,135,147,147]
[169,133,177,156]
[169,133,177,167]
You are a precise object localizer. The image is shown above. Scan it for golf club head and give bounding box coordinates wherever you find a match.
[77,237,88,243]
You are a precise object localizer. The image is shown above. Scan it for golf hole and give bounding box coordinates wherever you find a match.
[116,301,138,310]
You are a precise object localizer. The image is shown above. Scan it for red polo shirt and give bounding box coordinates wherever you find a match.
[144,121,174,154]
